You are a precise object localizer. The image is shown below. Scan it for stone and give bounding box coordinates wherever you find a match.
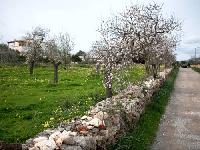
[49,131,62,140]
[81,115,88,120]
[73,136,96,149]
[22,144,28,150]
[87,125,94,130]
[34,139,57,150]
[87,116,93,121]
[69,131,77,136]
[90,107,99,113]
[87,118,102,127]
[29,147,40,150]
[76,124,88,132]
[25,138,34,148]
[80,130,88,135]
[58,127,65,132]
[33,137,48,143]
[63,136,76,145]
[61,145,82,150]
[38,130,51,137]
[81,120,87,125]
[91,127,99,133]
[94,111,109,120]
[64,126,71,131]
[61,130,70,140]
[99,130,109,138]
[55,137,63,147]
[111,115,120,125]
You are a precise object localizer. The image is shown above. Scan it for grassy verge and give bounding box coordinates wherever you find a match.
[192,67,200,73]
[110,67,179,150]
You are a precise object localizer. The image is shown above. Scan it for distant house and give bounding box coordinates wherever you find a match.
[7,39,31,53]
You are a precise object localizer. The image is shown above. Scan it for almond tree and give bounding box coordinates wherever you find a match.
[119,3,181,77]
[25,27,48,75]
[58,33,74,67]
[91,3,181,98]
[45,33,73,83]
[45,38,62,83]
[91,19,132,98]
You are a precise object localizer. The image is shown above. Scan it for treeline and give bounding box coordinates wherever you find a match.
[0,44,25,64]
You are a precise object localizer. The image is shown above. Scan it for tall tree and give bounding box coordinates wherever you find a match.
[25,26,48,75]
[91,2,181,98]
[45,38,61,83]
[58,33,73,66]
[45,33,73,83]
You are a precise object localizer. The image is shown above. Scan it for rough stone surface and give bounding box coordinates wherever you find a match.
[61,145,82,150]
[23,69,171,150]
[151,68,200,150]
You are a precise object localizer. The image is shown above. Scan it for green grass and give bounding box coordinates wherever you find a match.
[0,64,145,143]
[110,67,179,150]
[192,67,200,73]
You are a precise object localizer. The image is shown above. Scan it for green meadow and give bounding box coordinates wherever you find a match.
[0,64,145,143]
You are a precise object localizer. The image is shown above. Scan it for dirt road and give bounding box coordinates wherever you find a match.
[151,68,200,150]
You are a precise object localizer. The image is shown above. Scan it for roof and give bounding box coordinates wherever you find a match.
[7,39,32,44]
[7,40,24,43]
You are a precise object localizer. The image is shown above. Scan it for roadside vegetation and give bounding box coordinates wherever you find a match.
[110,67,179,150]
[192,67,200,73]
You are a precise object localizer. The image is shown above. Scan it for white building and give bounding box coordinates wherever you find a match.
[7,39,30,52]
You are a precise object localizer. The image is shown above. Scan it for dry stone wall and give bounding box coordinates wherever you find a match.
[23,69,172,150]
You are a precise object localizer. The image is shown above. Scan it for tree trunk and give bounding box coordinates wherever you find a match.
[54,63,59,84]
[106,87,112,98]
[145,61,151,75]
[104,68,113,98]
[152,64,158,79]
[29,61,35,75]
[96,62,100,74]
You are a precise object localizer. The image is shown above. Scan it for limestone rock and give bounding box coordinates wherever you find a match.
[73,136,96,149]
[34,139,57,150]
[81,115,88,120]
[87,118,102,127]
[63,136,76,145]
[69,131,77,136]
[61,145,82,150]
[61,130,70,140]
[33,137,48,144]
[49,131,62,141]
[94,111,109,120]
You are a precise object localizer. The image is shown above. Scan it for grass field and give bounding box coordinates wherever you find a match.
[110,67,179,150]
[0,64,145,143]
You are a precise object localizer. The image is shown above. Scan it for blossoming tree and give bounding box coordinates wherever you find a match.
[24,26,48,75]
[45,33,73,83]
[91,3,181,98]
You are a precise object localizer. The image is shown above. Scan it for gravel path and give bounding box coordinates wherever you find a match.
[151,68,200,150]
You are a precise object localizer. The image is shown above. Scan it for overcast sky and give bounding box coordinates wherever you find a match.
[0,0,200,60]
